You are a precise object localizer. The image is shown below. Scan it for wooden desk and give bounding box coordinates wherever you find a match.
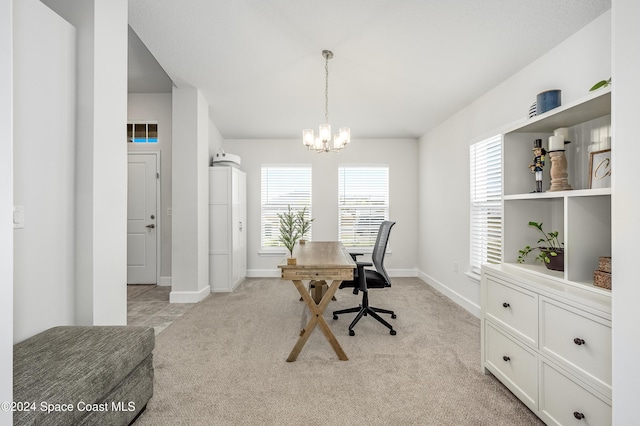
[278,241,355,362]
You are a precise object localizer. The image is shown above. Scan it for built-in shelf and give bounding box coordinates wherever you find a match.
[504,87,611,134]
[501,262,611,297]
[504,187,611,201]
[500,87,612,298]
[482,87,613,426]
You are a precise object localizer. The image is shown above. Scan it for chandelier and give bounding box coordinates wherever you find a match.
[303,50,350,152]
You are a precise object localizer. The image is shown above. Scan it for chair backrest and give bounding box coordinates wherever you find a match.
[371,221,395,284]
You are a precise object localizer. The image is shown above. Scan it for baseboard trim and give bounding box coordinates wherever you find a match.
[169,286,210,303]
[158,276,171,286]
[417,271,481,318]
[388,268,418,277]
[247,269,281,278]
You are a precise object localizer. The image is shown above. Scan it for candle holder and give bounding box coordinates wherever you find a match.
[548,150,572,191]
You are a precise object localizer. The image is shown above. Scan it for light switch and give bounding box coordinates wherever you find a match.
[13,206,24,229]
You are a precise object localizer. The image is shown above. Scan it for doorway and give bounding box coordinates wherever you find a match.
[127,152,160,284]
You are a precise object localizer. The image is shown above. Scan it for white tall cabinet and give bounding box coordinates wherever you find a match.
[481,88,612,425]
[209,166,246,292]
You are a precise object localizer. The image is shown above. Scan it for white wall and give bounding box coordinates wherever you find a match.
[0,0,14,420]
[42,0,96,324]
[418,11,611,316]
[209,118,224,159]
[13,0,76,342]
[170,86,210,302]
[89,0,128,324]
[40,0,128,326]
[128,93,173,283]
[611,0,640,423]
[225,138,419,276]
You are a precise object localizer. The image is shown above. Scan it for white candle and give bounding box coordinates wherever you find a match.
[554,127,570,141]
[549,134,565,151]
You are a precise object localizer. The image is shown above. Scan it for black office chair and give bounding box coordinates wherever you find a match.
[332,221,397,336]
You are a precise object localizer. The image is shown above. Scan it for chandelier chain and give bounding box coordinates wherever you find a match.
[324,54,329,123]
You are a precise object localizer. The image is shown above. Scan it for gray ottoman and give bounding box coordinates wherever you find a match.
[13,326,155,426]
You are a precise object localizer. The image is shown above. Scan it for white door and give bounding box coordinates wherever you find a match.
[127,153,158,284]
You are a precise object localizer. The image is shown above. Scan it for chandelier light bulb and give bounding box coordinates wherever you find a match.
[319,124,331,142]
[302,129,314,146]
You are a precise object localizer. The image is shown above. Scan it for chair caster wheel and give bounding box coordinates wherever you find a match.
[391,314,397,319]
[333,315,338,320]
[349,330,355,336]
[390,329,396,335]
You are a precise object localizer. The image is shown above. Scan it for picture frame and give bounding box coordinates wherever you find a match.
[589,149,611,189]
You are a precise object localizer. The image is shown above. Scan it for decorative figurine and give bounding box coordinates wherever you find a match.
[529,139,546,192]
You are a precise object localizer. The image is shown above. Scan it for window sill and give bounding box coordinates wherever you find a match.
[258,249,287,257]
[258,247,392,257]
[466,271,481,283]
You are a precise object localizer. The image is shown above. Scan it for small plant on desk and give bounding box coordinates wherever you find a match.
[296,206,314,244]
[278,205,301,264]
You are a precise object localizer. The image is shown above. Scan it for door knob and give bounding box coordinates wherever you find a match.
[145,224,155,229]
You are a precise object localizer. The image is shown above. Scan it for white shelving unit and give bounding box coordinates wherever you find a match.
[501,87,612,293]
[481,88,612,425]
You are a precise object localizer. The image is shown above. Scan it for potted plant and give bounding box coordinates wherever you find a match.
[517,221,565,271]
[296,206,314,244]
[589,78,611,91]
[278,205,301,265]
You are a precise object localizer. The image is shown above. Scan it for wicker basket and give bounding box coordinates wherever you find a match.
[593,270,612,290]
[598,256,612,273]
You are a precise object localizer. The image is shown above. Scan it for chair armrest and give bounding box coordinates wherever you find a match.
[349,252,364,261]
[355,262,373,292]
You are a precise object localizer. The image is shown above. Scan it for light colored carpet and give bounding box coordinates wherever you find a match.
[134,277,544,426]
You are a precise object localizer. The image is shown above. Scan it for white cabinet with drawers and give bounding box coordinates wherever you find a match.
[481,263,611,425]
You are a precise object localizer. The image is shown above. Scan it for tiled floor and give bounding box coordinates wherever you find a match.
[127,285,194,335]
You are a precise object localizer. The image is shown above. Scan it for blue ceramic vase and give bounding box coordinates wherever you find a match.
[536,90,561,115]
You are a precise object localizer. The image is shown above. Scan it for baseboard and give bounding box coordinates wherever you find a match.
[169,286,210,303]
[247,269,281,278]
[417,271,481,318]
[247,268,418,278]
[158,276,171,286]
[388,268,418,277]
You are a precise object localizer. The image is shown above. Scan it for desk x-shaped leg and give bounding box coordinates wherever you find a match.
[287,279,348,362]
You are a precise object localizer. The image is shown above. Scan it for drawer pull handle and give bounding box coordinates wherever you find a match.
[502,356,510,362]
[502,302,510,308]
[574,338,586,346]
[573,411,585,420]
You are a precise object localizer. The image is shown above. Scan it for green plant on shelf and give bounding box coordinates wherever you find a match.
[589,78,611,92]
[517,221,564,265]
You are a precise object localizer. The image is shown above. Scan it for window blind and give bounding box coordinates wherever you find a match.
[261,166,312,248]
[470,135,503,276]
[338,166,389,247]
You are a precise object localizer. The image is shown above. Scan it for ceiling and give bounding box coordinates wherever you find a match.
[128,0,610,140]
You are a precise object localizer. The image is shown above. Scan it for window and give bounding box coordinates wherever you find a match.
[261,166,312,248]
[127,122,158,143]
[338,166,389,247]
[470,135,503,276]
